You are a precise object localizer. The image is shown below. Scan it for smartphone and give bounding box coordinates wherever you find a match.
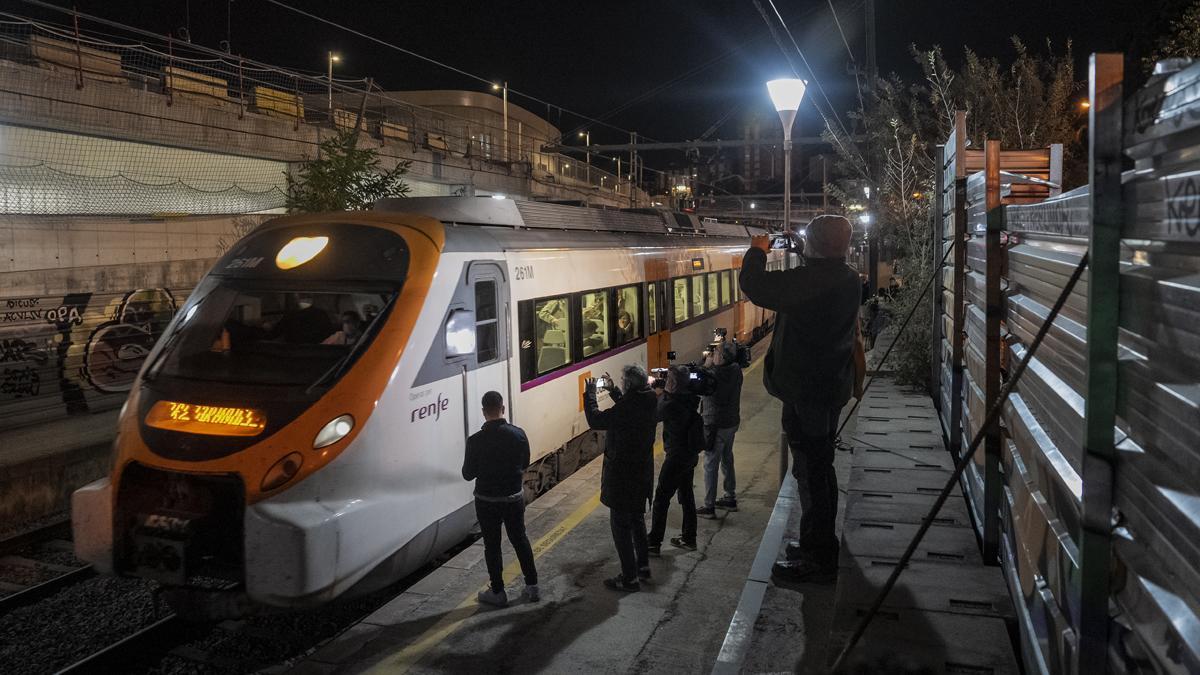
[595,376,609,389]
[770,234,792,249]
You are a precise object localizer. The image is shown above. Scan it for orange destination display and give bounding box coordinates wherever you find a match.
[145,400,267,437]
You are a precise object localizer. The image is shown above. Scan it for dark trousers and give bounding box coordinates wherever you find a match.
[475,498,537,593]
[609,508,649,582]
[649,453,698,546]
[781,402,841,568]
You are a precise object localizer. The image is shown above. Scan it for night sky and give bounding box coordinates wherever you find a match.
[13,0,1182,152]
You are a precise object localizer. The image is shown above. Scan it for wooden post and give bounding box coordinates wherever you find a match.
[983,139,1003,565]
[165,35,174,106]
[1076,52,1123,675]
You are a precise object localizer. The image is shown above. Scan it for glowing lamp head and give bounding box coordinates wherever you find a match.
[766,78,807,113]
[275,236,329,270]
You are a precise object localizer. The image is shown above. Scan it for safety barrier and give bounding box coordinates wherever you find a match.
[933,55,1200,674]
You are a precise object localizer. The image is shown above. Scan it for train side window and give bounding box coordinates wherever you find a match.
[579,290,610,357]
[720,271,731,306]
[615,284,640,344]
[672,278,689,324]
[474,280,498,364]
[706,273,719,313]
[647,282,658,335]
[691,274,704,318]
[534,296,571,375]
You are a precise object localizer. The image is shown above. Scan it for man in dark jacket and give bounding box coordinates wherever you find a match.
[584,364,658,592]
[648,365,703,555]
[697,340,744,518]
[462,391,538,606]
[739,215,866,583]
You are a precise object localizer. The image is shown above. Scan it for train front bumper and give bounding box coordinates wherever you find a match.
[72,477,115,574]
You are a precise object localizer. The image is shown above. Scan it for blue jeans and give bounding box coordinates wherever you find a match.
[703,425,738,508]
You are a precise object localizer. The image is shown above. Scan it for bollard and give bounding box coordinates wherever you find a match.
[778,431,789,485]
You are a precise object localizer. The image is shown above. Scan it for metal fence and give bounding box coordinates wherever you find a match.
[933,55,1200,674]
[0,11,637,213]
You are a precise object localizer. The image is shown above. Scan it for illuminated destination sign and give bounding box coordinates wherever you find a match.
[145,401,266,437]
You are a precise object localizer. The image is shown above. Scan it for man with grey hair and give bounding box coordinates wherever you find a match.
[584,364,658,591]
[739,215,866,583]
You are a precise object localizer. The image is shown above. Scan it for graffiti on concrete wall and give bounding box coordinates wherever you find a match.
[83,288,177,393]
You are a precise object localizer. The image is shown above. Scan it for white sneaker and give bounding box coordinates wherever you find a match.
[477,589,508,607]
[523,584,540,602]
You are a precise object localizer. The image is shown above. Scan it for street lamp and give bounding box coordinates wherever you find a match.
[492,81,509,162]
[578,131,591,184]
[327,52,341,118]
[766,78,807,237]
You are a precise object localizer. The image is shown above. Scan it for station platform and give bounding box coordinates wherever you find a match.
[291,366,1017,674]
[290,361,849,674]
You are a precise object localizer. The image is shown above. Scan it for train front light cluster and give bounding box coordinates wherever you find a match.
[313,414,354,449]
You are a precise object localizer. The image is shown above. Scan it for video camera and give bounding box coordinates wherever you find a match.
[703,328,752,369]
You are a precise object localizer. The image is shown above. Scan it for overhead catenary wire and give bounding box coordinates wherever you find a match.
[829,251,1092,672]
[259,0,665,144]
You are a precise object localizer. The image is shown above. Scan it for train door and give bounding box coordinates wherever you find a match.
[463,262,510,434]
[643,257,669,369]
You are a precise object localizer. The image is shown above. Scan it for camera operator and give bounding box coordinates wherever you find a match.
[647,365,704,555]
[584,365,658,592]
[739,215,866,583]
[697,340,743,518]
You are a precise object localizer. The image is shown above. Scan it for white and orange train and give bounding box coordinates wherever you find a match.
[72,197,793,608]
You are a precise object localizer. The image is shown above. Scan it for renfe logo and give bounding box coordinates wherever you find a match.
[411,393,450,423]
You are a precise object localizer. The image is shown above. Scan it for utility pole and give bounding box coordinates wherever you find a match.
[865,0,877,88]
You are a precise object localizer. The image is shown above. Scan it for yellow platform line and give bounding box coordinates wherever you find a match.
[372,442,662,674]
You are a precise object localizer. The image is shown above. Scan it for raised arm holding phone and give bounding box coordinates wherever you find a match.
[739,215,866,584]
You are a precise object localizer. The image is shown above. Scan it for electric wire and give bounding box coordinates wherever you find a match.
[826,0,856,64]
[830,251,1092,672]
[260,0,665,143]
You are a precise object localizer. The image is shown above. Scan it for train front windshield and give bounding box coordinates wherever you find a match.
[150,282,396,387]
[147,223,410,388]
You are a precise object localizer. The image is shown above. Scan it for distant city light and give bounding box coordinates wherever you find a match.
[863,186,871,199]
[860,213,872,225]
[1080,99,1090,110]
[491,194,507,200]
[750,202,757,209]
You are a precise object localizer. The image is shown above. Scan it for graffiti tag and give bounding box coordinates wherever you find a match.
[1166,175,1200,239]
[0,338,46,365]
[45,305,84,326]
[0,366,40,398]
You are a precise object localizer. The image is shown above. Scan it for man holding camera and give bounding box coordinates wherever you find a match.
[584,365,658,592]
[739,215,866,583]
[697,340,744,518]
[648,365,704,555]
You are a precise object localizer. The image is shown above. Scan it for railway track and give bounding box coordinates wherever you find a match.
[0,519,95,616]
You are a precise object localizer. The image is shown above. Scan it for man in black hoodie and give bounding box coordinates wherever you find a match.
[739,215,866,583]
[584,364,658,592]
[462,391,538,607]
[648,365,704,555]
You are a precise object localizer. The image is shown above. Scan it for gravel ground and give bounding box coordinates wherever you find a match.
[0,575,161,674]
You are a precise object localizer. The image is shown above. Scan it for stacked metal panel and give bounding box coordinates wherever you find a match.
[973,60,1200,673]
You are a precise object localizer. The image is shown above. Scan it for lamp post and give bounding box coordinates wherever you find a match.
[492,82,509,162]
[579,130,591,184]
[766,78,807,237]
[327,51,340,118]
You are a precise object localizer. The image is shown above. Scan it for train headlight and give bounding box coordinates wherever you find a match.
[445,309,476,356]
[313,414,354,449]
[261,452,303,492]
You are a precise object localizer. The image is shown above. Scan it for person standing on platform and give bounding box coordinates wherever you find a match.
[462,391,539,606]
[648,365,704,555]
[739,215,866,583]
[696,340,744,518]
[584,365,658,592]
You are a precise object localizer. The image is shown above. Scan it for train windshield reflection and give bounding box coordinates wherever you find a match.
[150,279,396,386]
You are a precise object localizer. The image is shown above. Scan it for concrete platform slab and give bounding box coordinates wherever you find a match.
[833,557,1013,619]
[844,490,972,528]
[842,519,984,565]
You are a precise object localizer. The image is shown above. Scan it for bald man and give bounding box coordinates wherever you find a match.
[739,215,866,583]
